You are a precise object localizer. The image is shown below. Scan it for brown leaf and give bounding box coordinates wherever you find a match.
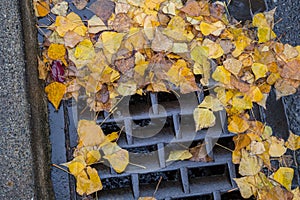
[259,186,293,200]
[180,1,201,17]
[89,0,115,23]
[189,144,213,162]
[73,0,88,10]
[281,59,300,81]
[112,13,131,32]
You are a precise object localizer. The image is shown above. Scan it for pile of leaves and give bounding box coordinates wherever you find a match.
[34,0,300,199]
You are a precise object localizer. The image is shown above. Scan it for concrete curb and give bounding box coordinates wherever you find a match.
[19,1,54,199]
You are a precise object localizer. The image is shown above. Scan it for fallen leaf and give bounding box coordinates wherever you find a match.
[202,39,224,59]
[223,58,242,77]
[275,78,297,99]
[292,187,300,200]
[212,65,231,85]
[166,150,192,162]
[189,145,213,162]
[269,136,287,157]
[228,115,249,134]
[198,95,223,112]
[180,1,201,17]
[239,149,263,176]
[101,32,126,54]
[77,120,105,147]
[151,29,173,52]
[88,15,108,34]
[274,167,294,191]
[234,176,256,198]
[102,142,129,173]
[38,56,49,80]
[283,44,299,60]
[259,186,294,200]
[285,131,300,151]
[89,0,115,23]
[64,31,83,48]
[138,197,157,200]
[200,21,225,36]
[232,35,252,57]
[250,141,265,155]
[117,80,137,96]
[73,0,88,10]
[74,39,95,60]
[252,63,268,80]
[233,134,251,151]
[51,1,68,16]
[281,59,300,81]
[76,166,103,195]
[33,0,50,17]
[47,43,67,65]
[193,108,216,131]
[45,82,66,110]
[86,150,101,165]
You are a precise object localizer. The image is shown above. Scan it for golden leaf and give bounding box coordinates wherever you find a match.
[101,32,126,54]
[223,58,242,77]
[74,39,95,60]
[117,81,137,96]
[292,187,300,200]
[257,27,276,43]
[77,120,105,147]
[245,86,263,103]
[45,82,66,110]
[232,35,252,57]
[138,197,157,200]
[285,131,300,151]
[65,156,86,177]
[269,136,287,157]
[166,150,192,162]
[200,21,225,36]
[193,108,216,131]
[106,132,119,142]
[250,141,265,155]
[47,43,67,65]
[234,176,256,198]
[252,63,268,80]
[88,15,108,34]
[76,166,103,195]
[86,150,101,165]
[239,149,263,176]
[233,134,251,151]
[274,167,294,191]
[199,95,223,112]
[202,39,224,59]
[228,115,249,134]
[212,66,231,85]
[34,1,50,17]
[102,142,129,173]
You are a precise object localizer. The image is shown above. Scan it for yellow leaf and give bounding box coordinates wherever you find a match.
[232,149,241,164]
[274,167,294,191]
[166,150,192,162]
[199,95,223,112]
[245,86,263,103]
[101,142,129,173]
[202,39,224,59]
[47,43,67,65]
[193,108,216,131]
[54,12,85,37]
[77,120,105,147]
[74,39,95,60]
[51,1,68,16]
[257,27,276,43]
[88,15,107,34]
[190,46,210,85]
[101,32,126,54]
[34,1,50,17]
[106,132,119,142]
[252,63,268,80]
[223,58,242,77]
[138,197,157,200]
[163,16,191,41]
[228,115,249,134]
[233,134,251,151]
[200,21,225,36]
[239,149,263,176]
[172,43,189,53]
[269,136,287,157]
[253,13,269,28]
[86,150,101,165]
[117,81,137,96]
[76,166,103,195]
[285,131,300,151]
[232,35,252,57]
[212,66,231,85]
[66,156,86,176]
[45,82,66,110]
[292,187,300,200]
[250,141,265,155]
[234,176,256,198]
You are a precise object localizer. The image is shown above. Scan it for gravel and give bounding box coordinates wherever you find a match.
[0,0,35,199]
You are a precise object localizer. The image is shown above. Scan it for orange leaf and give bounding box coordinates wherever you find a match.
[45,82,66,110]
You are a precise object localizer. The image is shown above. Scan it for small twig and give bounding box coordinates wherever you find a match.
[99,107,117,126]
[116,126,125,142]
[227,187,238,193]
[129,162,147,169]
[36,24,48,38]
[153,176,163,197]
[215,143,233,152]
[52,164,71,175]
[294,150,298,167]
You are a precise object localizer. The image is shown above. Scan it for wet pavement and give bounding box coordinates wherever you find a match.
[0,0,299,199]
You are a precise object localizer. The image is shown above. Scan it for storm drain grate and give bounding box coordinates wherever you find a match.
[50,89,241,200]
